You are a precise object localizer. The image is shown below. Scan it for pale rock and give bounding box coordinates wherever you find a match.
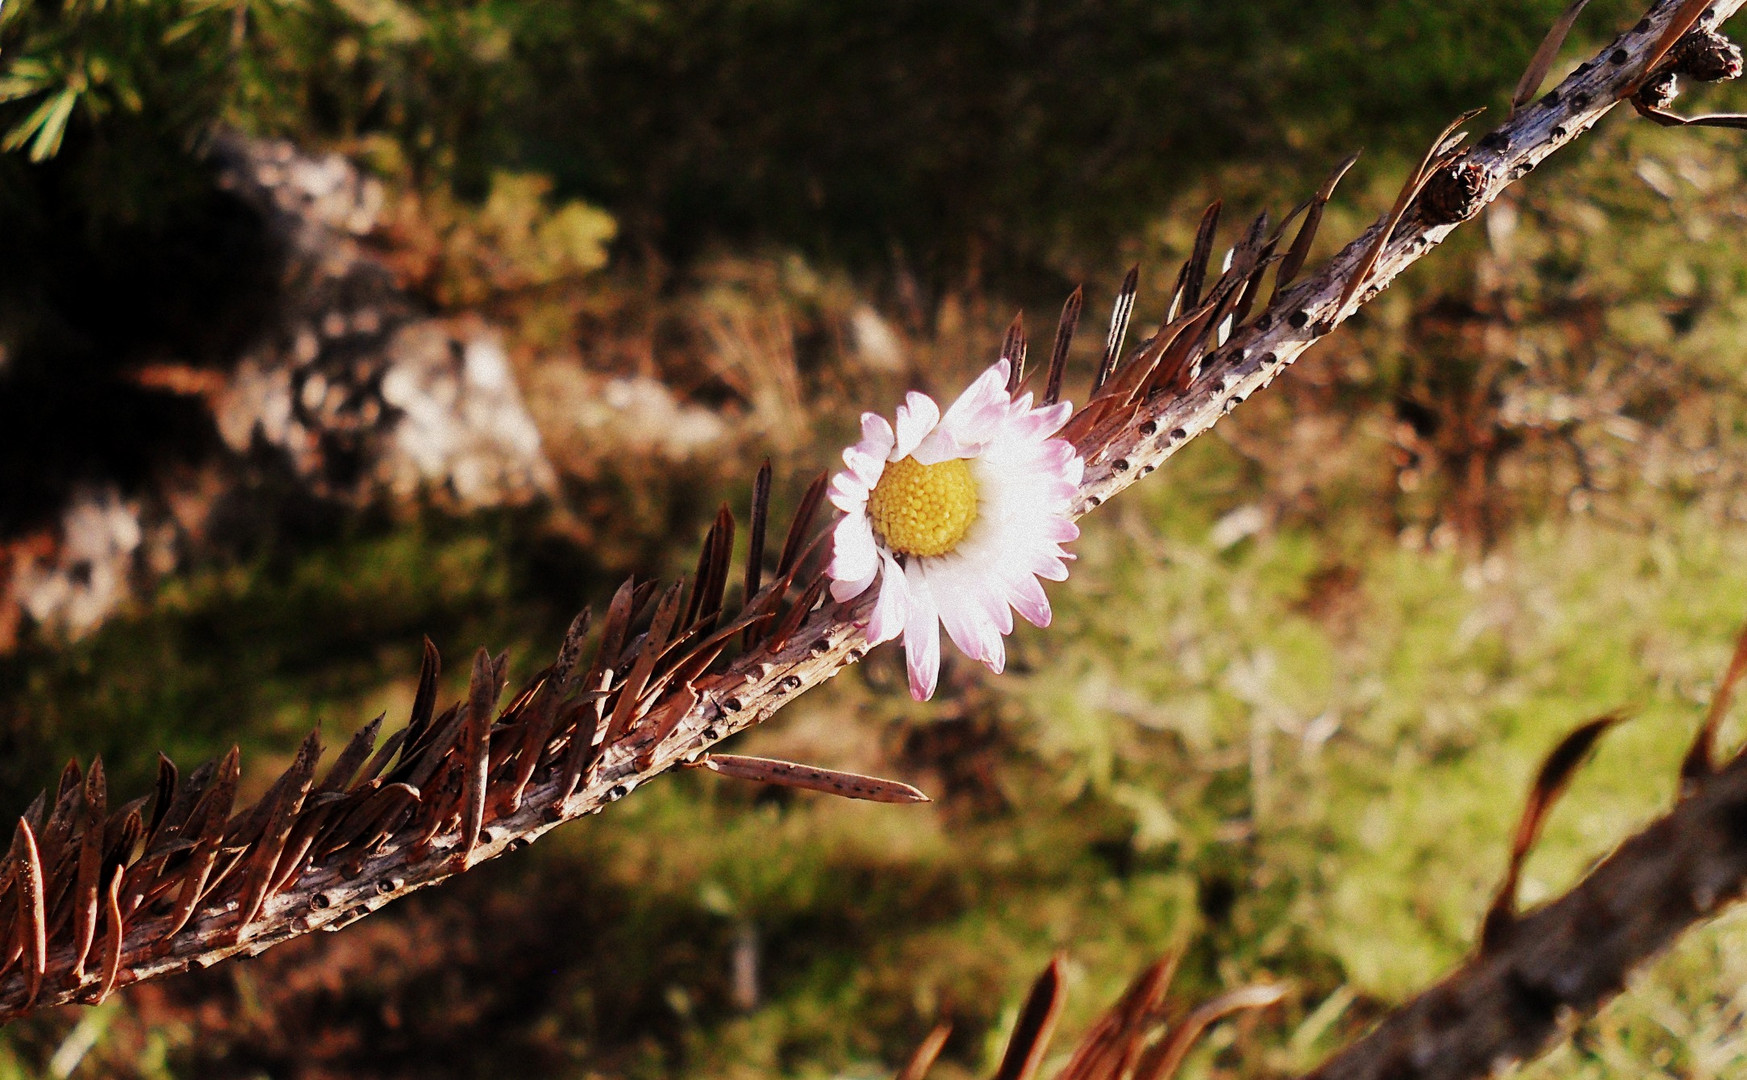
[12,487,144,638]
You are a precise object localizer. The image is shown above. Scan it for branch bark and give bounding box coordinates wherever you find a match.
[1297,753,1747,1079]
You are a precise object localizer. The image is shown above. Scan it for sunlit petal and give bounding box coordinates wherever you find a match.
[827,359,1084,700]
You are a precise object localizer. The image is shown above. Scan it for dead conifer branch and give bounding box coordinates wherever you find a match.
[0,0,1741,1029]
[1296,677,1747,1080]
[1067,0,1746,516]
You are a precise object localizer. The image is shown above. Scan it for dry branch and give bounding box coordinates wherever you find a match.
[1299,713,1747,1079]
[0,0,1742,1054]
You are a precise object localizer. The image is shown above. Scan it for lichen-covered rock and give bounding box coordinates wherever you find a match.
[536,370,729,465]
[377,320,555,504]
[2,136,568,648]
[8,487,144,640]
[209,133,556,507]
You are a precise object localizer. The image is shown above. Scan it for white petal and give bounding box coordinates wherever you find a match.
[829,513,879,597]
[892,392,941,460]
[842,447,886,487]
[828,469,869,513]
[983,630,1007,674]
[866,550,909,644]
[979,576,1015,638]
[1039,517,1080,545]
[831,563,878,604]
[985,412,1074,465]
[926,561,981,658]
[902,558,941,700]
[912,427,968,465]
[1027,548,1071,582]
[1018,400,1074,441]
[930,361,1012,453]
[941,361,1011,430]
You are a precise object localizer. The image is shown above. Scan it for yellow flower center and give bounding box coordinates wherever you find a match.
[867,455,979,558]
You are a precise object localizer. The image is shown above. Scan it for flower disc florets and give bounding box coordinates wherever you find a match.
[867,456,978,557]
[827,359,1084,700]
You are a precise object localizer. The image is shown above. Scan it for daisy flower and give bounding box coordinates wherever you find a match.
[827,360,1084,700]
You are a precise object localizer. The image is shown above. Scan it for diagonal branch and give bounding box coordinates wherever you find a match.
[1067,0,1745,517]
[1297,682,1747,1080]
[1298,759,1747,1079]
[0,0,1741,1026]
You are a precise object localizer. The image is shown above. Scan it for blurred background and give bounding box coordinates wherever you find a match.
[4,0,1747,1075]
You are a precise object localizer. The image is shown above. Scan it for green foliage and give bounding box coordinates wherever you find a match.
[403,169,618,307]
[1,0,169,161]
[0,0,1663,266]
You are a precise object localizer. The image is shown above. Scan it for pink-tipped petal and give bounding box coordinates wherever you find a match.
[902,558,941,700]
[912,429,968,465]
[930,562,999,667]
[831,564,878,603]
[926,361,1014,456]
[828,474,868,513]
[842,447,886,487]
[1040,517,1080,544]
[1031,400,1074,437]
[1031,555,1070,582]
[984,590,1014,637]
[912,428,969,465]
[941,361,1012,429]
[1031,438,1079,471]
[983,633,1006,675]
